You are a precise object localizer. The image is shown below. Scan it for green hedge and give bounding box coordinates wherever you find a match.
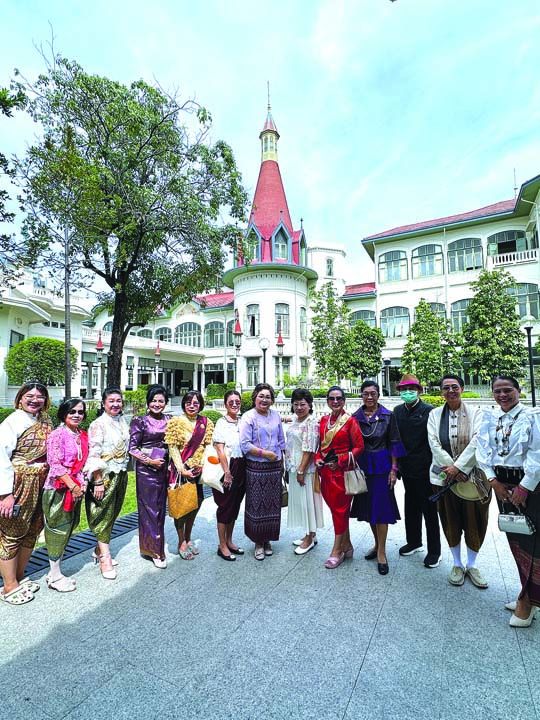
[421,394,446,407]
[200,409,223,424]
[205,382,237,400]
[0,404,98,429]
[241,392,253,414]
[283,388,329,398]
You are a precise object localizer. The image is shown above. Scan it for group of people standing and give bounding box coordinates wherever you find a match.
[0,374,539,629]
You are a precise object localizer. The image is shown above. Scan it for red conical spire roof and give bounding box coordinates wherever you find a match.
[250,160,293,238]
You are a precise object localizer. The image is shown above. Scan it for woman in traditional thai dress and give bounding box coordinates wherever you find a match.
[0,381,52,605]
[84,387,129,580]
[286,388,324,555]
[476,375,540,628]
[350,381,405,575]
[315,386,364,569]
[42,398,89,591]
[129,384,171,569]
[165,390,214,560]
[212,389,246,561]
[239,383,286,561]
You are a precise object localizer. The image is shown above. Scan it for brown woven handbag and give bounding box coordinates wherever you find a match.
[167,477,198,519]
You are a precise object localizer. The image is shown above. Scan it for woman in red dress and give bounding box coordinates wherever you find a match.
[316,386,364,569]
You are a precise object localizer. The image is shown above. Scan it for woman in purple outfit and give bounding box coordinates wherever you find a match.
[350,380,406,575]
[239,383,286,561]
[129,384,171,569]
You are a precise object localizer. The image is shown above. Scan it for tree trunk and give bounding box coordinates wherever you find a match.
[106,291,129,388]
[64,226,72,398]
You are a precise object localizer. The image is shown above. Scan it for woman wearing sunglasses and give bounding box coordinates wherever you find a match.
[476,375,540,627]
[212,390,246,561]
[43,398,89,591]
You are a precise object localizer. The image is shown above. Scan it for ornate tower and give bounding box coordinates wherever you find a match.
[223,100,317,388]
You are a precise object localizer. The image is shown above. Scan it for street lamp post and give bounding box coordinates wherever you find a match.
[233,314,243,389]
[95,331,104,398]
[383,357,391,396]
[154,341,161,384]
[259,337,270,384]
[522,317,536,407]
[276,330,284,385]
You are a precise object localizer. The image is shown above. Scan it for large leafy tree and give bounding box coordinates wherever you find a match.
[4,337,77,386]
[11,56,247,386]
[462,269,527,380]
[310,283,385,383]
[0,87,26,284]
[401,299,461,386]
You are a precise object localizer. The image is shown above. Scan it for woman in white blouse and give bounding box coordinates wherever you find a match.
[286,388,324,555]
[84,387,130,580]
[212,390,246,561]
[476,375,540,627]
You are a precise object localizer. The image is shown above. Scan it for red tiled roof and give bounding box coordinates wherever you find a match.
[343,282,376,296]
[195,291,234,309]
[250,160,293,239]
[365,199,516,240]
[261,110,279,135]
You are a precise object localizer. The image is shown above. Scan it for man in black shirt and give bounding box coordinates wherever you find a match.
[393,374,441,568]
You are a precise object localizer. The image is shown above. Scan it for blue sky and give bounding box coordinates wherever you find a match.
[1,0,539,283]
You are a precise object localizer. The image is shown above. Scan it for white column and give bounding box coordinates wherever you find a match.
[192,363,198,390]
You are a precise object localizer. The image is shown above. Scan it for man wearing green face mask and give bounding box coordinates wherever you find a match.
[393,374,441,568]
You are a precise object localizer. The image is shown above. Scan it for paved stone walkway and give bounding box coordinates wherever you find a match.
[1,486,539,720]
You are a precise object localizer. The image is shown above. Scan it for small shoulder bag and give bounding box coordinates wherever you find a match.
[344,451,367,495]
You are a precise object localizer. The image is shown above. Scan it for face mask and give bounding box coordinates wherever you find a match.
[400,390,418,403]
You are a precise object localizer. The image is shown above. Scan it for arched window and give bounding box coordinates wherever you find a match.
[487,229,529,256]
[273,229,289,261]
[243,231,260,262]
[378,251,408,282]
[204,321,224,348]
[507,283,539,319]
[380,307,410,338]
[275,303,290,336]
[299,238,307,266]
[263,137,268,152]
[428,303,446,320]
[246,304,259,337]
[326,258,334,277]
[226,319,235,347]
[411,244,443,278]
[102,321,113,332]
[174,322,201,347]
[137,329,153,339]
[299,307,307,340]
[155,327,171,342]
[448,237,483,272]
[451,299,471,332]
[350,310,376,328]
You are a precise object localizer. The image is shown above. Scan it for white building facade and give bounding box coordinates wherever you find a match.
[1,110,538,404]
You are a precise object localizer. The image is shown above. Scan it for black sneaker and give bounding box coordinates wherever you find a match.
[424,553,441,568]
[399,543,423,556]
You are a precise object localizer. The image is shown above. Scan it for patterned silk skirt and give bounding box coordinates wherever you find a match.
[42,489,82,561]
[0,463,47,561]
[244,459,282,544]
[85,470,128,544]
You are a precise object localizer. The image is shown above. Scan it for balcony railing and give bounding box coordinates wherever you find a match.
[490,248,538,267]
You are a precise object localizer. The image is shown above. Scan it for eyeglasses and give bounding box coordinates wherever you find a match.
[328,396,344,402]
[67,410,85,415]
[227,400,241,406]
[361,392,378,398]
[441,385,461,392]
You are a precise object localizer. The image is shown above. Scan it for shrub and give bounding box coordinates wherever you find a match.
[241,392,253,414]
[201,409,223,424]
[0,407,15,423]
[461,391,481,398]
[4,336,78,386]
[284,387,329,398]
[205,382,236,399]
[421,394,446,407]
[123,385,149,415]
